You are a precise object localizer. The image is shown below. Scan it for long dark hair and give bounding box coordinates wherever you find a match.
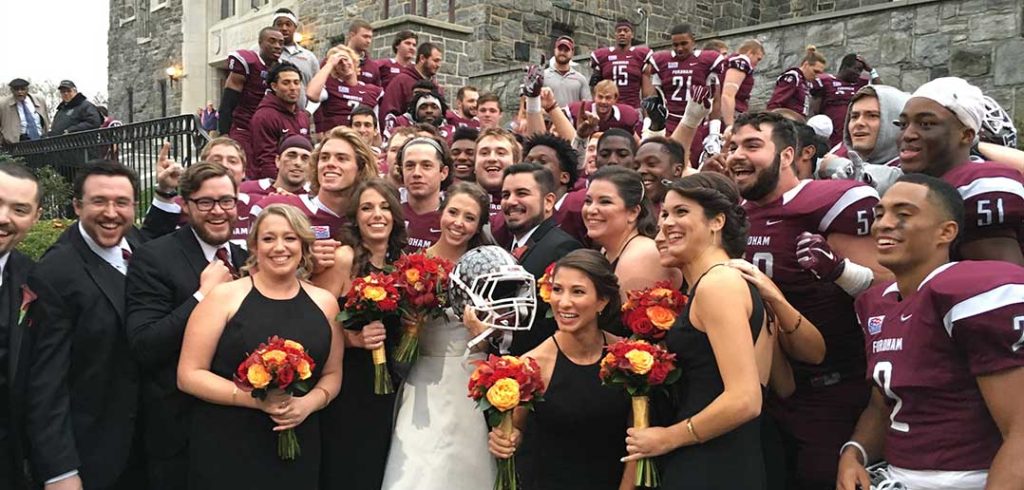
[589,166,657,238]
[438,182,496,251]
[552,249,622,331]
[341,179,408,276]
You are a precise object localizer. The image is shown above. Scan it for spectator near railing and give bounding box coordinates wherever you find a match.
[5,114,211,218]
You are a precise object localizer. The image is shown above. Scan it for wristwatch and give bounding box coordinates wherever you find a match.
[155,188,178,199]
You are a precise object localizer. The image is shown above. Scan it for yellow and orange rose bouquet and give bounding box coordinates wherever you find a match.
[621,282,688,341]
[339,272,400,395]
[468,355,546,490]
[391,252,454,364]
[600,339,681,487]
[234,336,317,460]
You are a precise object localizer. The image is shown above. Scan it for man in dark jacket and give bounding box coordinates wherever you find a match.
[47,80,102,137]
[247,63,310,180]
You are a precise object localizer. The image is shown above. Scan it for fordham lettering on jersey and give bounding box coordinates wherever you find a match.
[591,45,653,107]
[402,202,442,253]
[854,261,1024,471]
[744,179,879,383]
[653,50,723,117]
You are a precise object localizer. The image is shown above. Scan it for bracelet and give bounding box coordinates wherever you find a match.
[840,441,868,465]
[685,417,703,444]
[231,385,238,405]
[784,315,803,334]
[314,387,332,409]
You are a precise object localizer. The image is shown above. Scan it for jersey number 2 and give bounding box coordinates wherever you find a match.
[873,361,910,433]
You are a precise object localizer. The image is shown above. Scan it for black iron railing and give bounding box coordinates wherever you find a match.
[6,115,211,218]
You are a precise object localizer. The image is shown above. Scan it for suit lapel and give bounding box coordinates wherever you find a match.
[70,226,128,321]
[229,243,249,272]
[516,218,556,265]
[176,226,211,278]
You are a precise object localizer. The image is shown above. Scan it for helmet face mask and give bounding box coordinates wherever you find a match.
[449,246,537,332]
[980,95,1018,148]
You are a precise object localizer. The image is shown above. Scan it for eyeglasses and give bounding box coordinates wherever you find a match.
[189,196,237,211]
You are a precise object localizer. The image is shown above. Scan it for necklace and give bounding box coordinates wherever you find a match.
[606,231,639,264]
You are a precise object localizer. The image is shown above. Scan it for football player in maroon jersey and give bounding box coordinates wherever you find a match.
[522,133,587,244]
[248,63,311,180]
[594,128,637,169]
[308,44,383,138]
[651,24,724,135]
[378,31,418,90]
[476,93,503,130]
[898,77,1024,265]
[218,27,284,167]
[564,81,643,137]
[475,128,521,217]
[239,134,312,203]
[450,126,479,183]
[719,40,765,129]
[351,105,381,151]
[811,54,880,146]
[589,19,654,108]
[767,46,826,119]
[631,136,689,210]
[398,136,450,251]
[841,174,1024,490]
[379,42,443,120]
[448,86,481,128]
[346,19,381,87]
[728,111,888,489]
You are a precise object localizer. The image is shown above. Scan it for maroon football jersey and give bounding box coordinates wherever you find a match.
[315,77,383,133]
[553,187,588,244]
[402,202,442,252]
[590,45,654,108]
[813,74,869,146]
[653,50,723,118]
[238,179,310,204]
[357,56,382,87]
[939,162,1024,254]
[445,110,480,129]
[383,113,456,144]
[767,67,813,116]
[250,194,348,240]
[855,261,1024,471]
[377,58,406,90]
[744,179,879,384]
[563,101,642,136]
[226,50,271,130]
[718,54,756,114]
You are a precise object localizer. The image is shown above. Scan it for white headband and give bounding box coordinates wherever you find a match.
[910,77,984,135]
[415,95,441,112]
[272,11,299,26]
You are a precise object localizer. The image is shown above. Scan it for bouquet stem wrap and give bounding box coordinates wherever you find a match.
[371,345,393,395]
[495,412,517,490]
[631,396,659,487]
[278,427,301,460]
[394,314,424,364]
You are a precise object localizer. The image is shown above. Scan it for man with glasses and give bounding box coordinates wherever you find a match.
[25,162,146,490]
[125,163,248,490]
[1,78,50,145]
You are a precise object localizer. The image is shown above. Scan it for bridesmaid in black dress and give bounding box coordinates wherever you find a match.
[485,249,632,490]
[311,179,407,490]
[178,204,345,490]
[624,173,773,489]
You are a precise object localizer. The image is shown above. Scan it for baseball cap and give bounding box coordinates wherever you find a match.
[8,78,29,89]
[58,80,77,90]
[555,36,575,51]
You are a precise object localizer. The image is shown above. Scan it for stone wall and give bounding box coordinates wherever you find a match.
[108,0,185,123]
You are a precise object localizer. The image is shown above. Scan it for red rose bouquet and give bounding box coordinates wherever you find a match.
[339,272,400,395]
[621,282,688,341]
[391,253,454,364]
[468,355,546,490]
[600,339,681,487]
[234,336,317,460]
[536,262,555,318]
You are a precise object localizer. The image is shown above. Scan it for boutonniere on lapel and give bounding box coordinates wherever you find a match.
[511,245,529,261]
[19,284,37,326]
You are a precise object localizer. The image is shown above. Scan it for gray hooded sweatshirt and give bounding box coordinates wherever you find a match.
[841,85,911,165]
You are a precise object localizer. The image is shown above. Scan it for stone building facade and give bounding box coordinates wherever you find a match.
[108,0,1024,127]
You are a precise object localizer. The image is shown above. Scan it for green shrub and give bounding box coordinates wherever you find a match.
[16,219,73,261]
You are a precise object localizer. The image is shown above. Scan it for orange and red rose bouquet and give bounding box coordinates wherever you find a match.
[600,339,681,487]
[391,252,454,364]
[468,355,546,490]
[234,336,317,460]
[536,262,555,318]
[339,272,400,394]
[621,282,688,341]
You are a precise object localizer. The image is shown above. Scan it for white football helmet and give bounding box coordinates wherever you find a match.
[980,95,1017,148]
[449,245,537,333]
[867,462,907,490]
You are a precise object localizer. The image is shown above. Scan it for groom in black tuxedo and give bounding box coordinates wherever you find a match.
[499,162,581,355]
[25,162,146,490]
[126,163,248,490]
[0,162,42,490]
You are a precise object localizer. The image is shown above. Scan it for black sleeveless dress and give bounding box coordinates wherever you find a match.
[320,264,402,490]
[659,265,767,489]
[519,333,629,490]
[188,280,331,490]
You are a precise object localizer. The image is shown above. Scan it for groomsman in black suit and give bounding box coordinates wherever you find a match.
[126,163,248,490]
[499,162,582,355]
[0,162,42,490]
[25,162,146,490]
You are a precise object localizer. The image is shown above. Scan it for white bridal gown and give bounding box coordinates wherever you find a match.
[381,313,496,489]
